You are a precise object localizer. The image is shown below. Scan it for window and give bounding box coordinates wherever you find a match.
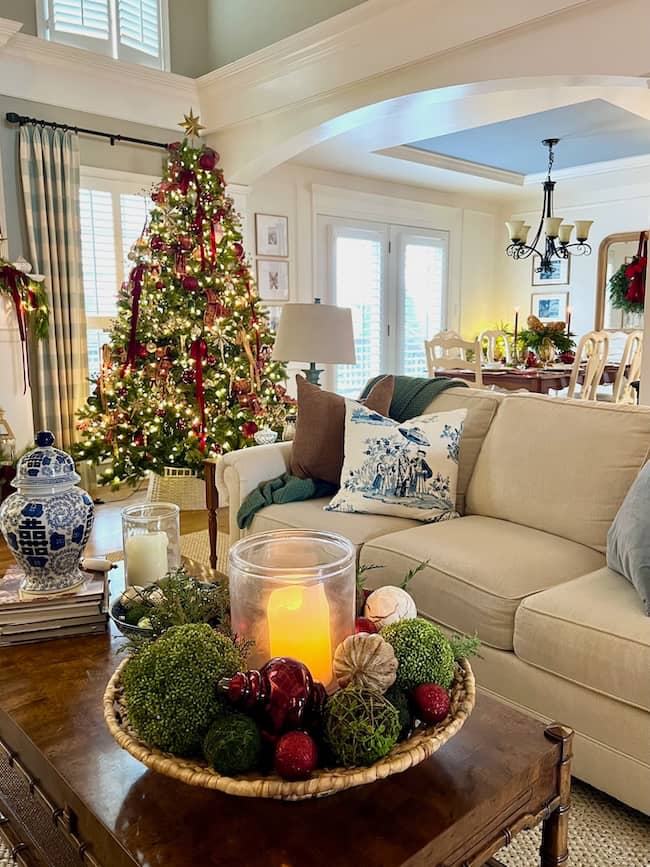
[320,217,448,397]
[37,0,169,69]
[80,170,155,379]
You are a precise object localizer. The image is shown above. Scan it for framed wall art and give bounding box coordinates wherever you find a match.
[255,213,288,258]
[256,259,289,301]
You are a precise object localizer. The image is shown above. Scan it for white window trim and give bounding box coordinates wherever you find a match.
[36,0,170,71]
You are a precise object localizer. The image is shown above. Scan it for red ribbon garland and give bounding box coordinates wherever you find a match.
[1,265,29,393]
[124,264,147,370]
[190,338,208,451]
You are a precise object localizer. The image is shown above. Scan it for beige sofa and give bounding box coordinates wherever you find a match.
[218,388,650,814]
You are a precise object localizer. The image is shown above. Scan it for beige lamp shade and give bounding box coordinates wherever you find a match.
[271,303,356,365]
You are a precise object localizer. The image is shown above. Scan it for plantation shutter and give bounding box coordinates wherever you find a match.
[47,0,112,54]
[120,193,150,276]
[80,188,118,320]
[116,0,163,67]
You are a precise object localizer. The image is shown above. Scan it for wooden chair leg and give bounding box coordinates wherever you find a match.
[204,461,218,571]
[541,724,573,867]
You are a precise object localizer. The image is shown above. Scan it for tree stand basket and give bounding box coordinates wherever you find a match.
[103,658,475,801]
[146,467,205,512]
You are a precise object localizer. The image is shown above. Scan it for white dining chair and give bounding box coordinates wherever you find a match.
[478,329,512,364]
[565,331,610,400]
[597,330,642,404]
[424,332,483,386]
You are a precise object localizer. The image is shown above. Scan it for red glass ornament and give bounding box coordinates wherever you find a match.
[232,242,245,260]
[182,275,199,292]
[198,148,219,171]
[220,657,327,740]
[241,420,258,438]
[355,616,378,635]
[167,141,181,152]
[275,731,318,780]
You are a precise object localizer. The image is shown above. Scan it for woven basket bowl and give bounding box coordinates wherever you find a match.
[103,657,475,801]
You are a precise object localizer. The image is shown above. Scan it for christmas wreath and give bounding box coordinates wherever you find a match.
[0,258,49,340]
[609,232,647,315]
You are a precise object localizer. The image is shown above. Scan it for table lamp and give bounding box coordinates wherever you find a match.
[271,299,356,386]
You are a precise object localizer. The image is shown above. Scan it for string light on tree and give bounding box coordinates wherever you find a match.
[73,112,295,487]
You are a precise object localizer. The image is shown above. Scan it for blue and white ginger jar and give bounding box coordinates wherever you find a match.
[0,431,95,593]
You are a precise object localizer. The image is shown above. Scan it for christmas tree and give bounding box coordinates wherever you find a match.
[74,112,293,487]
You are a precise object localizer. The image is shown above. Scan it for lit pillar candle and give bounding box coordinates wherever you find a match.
[125,532,169,586]
[267,582,333,685]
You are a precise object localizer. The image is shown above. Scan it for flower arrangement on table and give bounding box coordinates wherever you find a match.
[517,315,575,365]
[105,559,479,798]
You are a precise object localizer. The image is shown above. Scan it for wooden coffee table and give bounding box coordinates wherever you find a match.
[0,569,573,867]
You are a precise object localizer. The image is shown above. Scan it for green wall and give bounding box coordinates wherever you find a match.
[207,0,367,68]
[0,96,177,258]
[0,0,212,77]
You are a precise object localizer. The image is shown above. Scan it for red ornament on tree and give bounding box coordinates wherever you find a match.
[241,420,258,438]
[178,235,193,251]
[206,354,217,366]
[182,275,199,292]
[274,731,318,780]
[411,683,450,724]
[167,141,182,152]
[198,147,219,171]
[182,368,196,384]
[232,242,245,260]
[150,235,164,252]
[220,657,327,740]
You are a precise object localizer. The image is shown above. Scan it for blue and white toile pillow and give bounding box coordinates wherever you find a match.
[326,401,466,523]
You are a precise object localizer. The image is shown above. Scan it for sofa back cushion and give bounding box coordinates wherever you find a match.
[422,386,503,514]
[466,394,650,553]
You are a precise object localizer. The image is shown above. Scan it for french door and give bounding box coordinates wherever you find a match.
[319,216,448,397]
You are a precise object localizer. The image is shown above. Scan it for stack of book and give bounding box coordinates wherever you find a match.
[0,565,109,646]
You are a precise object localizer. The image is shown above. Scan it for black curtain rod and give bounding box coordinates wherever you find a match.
[5,112,169,150]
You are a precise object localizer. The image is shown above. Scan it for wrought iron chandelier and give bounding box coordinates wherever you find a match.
[505,138,593,275]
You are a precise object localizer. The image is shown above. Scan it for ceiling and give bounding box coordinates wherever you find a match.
[408,99,650,175]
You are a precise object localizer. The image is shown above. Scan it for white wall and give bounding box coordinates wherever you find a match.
[495,175,650,337]
[246,162,500,381]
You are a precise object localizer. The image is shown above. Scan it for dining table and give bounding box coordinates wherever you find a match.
[434,363,623,394]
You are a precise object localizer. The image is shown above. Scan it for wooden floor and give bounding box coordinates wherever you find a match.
[0,485,228,575]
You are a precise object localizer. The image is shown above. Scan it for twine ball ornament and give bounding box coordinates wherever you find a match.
[364,585,417,628]
[334,633,398,693]
[324,686,400,767]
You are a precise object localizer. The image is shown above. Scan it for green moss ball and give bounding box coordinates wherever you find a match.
[122,623,244,756]
[324,686,400,767]
[123,602,151,626]
[381,618,455,690]
[203,712,261,775]
[384,684,412,741]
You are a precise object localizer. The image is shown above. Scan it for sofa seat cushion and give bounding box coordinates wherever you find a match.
[245,498,419,547]
[514,568,650,712]
[360,516,605,650]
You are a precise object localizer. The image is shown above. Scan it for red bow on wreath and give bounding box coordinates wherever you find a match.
[624,232,648,305]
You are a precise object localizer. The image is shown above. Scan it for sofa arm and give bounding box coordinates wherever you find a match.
[218,441,293,540]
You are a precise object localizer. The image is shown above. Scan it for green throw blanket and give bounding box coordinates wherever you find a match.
[237,473,337,529]
[237,375,466,528]
[360,374,467,422]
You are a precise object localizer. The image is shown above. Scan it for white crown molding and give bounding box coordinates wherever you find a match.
[196,0,594,132]
[0,22,198,130]
[524,151,650,183]
[377,145,525,186]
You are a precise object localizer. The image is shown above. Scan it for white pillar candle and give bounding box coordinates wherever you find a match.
[125,532,169,586]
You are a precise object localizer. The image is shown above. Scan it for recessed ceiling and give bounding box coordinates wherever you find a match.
[408,100,650,174]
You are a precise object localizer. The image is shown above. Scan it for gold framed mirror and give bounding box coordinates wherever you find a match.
[595,232,646,330]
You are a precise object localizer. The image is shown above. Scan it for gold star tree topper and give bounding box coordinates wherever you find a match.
[179,109,204,138]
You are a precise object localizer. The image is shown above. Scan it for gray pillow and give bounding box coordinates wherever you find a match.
[607,461,650,615]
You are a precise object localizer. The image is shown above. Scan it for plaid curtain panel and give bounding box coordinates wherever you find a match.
[19,126,89,453]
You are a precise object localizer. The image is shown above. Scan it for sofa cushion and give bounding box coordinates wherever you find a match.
[421,386,503,514]
[360,515,605,650]
[244,497,419,547]
[466,395,650,553]
[514,568,650,712]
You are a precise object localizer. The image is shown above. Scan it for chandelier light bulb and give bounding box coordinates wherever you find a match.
[543,217,563,239]
[558,224,574,244]
[505,220,525,242]
[574,220,593,242]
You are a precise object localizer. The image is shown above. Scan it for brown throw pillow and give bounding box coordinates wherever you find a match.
[290,374,394,485]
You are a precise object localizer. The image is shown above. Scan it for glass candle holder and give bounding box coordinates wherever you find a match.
[229,530,356,689]
[122,502,181,587]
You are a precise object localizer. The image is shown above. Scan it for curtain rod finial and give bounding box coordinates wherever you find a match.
[5,112,20,124]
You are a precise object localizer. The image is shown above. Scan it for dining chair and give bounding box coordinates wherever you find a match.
[478,329,512,364]
[597,330,643,404]
[565,330,610,400]
[424,332,483,386]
